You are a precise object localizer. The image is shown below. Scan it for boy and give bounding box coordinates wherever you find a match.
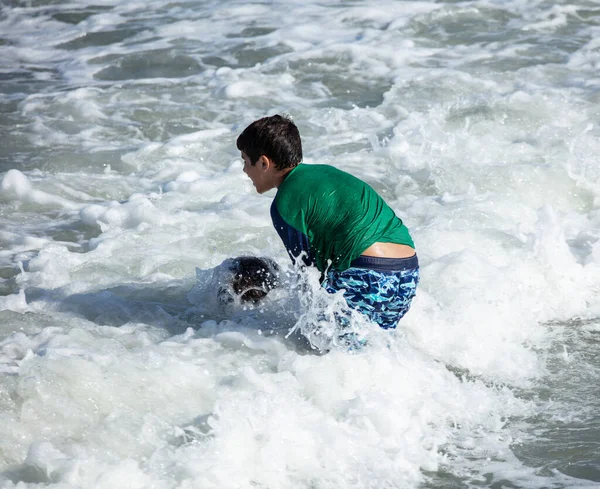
[236,114,419,331]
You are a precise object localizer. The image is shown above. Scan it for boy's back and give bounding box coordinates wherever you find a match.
[272,163,413,271]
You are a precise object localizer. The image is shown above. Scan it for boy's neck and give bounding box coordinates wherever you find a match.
[273,164,298,188]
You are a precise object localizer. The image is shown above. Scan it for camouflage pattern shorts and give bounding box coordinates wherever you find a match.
[322,254,420,330]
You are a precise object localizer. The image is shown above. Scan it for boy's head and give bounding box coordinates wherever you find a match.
[236,114,302,171]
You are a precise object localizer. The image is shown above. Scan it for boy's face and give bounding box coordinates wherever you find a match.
[242,152,274,194]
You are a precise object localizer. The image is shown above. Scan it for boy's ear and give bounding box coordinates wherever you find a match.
[259,155,273,170]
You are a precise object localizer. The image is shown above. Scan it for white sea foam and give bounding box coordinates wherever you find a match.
[1,0,600,487]
[0,170,77,209]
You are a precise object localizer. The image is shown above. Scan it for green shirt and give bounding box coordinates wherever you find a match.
[270,164,414,272]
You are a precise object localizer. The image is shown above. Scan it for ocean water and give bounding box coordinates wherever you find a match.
[1,0,600,487]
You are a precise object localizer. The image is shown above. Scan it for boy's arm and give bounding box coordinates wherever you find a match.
[270,202,314,268]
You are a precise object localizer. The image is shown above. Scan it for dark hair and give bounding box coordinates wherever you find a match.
[236,114,302,170]
[217,256,280,305]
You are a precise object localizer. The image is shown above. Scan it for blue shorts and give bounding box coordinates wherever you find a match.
[322,254,420,330]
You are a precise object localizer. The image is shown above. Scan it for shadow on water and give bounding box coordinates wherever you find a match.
[22,278,316,354]
[26,281,193,335]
